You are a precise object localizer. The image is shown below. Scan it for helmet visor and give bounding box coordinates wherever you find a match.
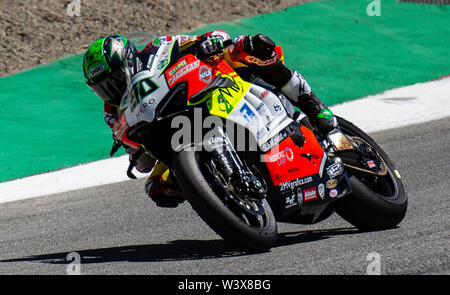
[88,68,127,106]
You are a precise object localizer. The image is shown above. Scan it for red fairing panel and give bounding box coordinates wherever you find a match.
[164,54,214,99]
[113,113,141,149]
[263,126,324,186]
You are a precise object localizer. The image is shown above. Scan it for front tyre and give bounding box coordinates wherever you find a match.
[173,150,278,252]
[334,116,408,231]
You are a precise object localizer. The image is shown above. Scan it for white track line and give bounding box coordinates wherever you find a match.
[330,77,450,133]
[0,156,148,204]
[1,77,449,204]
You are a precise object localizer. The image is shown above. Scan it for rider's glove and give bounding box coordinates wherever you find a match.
[198,36,225,56]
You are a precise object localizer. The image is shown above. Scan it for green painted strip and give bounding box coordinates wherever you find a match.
[0,0,449,183]
[0,54,121,182]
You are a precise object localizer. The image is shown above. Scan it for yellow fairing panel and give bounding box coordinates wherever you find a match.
[206,73,252,119]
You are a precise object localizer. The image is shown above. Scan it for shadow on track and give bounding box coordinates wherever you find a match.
[0,227,360,264]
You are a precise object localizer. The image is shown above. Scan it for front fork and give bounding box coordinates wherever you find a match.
[203,127,266,200]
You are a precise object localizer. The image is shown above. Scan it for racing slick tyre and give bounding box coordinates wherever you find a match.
[173,150,278,252]
[333,116,408,231]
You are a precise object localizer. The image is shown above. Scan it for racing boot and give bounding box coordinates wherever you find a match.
[144,161,184,208]
[281,71,337,136]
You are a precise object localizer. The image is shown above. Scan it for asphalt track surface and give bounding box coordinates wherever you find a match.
[0,117,449,275]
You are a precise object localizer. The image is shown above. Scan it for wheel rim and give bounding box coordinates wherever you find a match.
[352,165,400,202]
[198,153,271,229]
[338,126,402,203]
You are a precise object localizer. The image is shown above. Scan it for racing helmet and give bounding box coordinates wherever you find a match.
[83,35,136,106]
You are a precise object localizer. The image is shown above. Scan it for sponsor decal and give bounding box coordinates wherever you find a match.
[168,59,187,76]
[326,179,338,189]
[104,112,115,125]
[135,98,156,119]
[296,188,303,206]
[285,194,297,209]
[217,95,233,114]
[303,187,317,202]
[269,151,284,165]
[285,147,294,161]
[239,103,255,123]
[125,46,134,60]
[140,99,155,110]
[217,75,243,102]
[245,55,278,66]
[273,104,282,112]
[255,102,265,112]
[269,147,294,166]
[89,64,105,77]
[255,103,272,124]
[157,58,169,70]
[326,162,344,178]
[367,160,376,168]
[329,189,338,198]
[279,176,313,192]
[261,130,289,152]
[199,65,212,83]
[168,60,200,85]
[318,183,325,200]
[260,89,270,99]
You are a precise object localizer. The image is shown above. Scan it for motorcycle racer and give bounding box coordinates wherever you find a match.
[82,30,336,208]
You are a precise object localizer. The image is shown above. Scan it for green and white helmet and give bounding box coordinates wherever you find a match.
[83,35,136,106]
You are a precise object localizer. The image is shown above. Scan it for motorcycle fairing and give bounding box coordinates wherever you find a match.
[199,60,294,151]
[264,124,349,211]
[263,126,326,186]
[119,39,178,127]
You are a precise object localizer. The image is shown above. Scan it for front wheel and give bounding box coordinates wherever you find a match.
[333,116,408,231]
[173,150,278,252]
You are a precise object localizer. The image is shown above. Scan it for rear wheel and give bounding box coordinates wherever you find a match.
[173,150,278,252]
[333,116,407,231]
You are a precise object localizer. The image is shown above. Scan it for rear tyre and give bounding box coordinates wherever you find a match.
[333,116,407,231]
[173,150,278,252]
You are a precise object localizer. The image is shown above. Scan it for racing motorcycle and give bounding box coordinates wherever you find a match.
[114,33,407,252]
